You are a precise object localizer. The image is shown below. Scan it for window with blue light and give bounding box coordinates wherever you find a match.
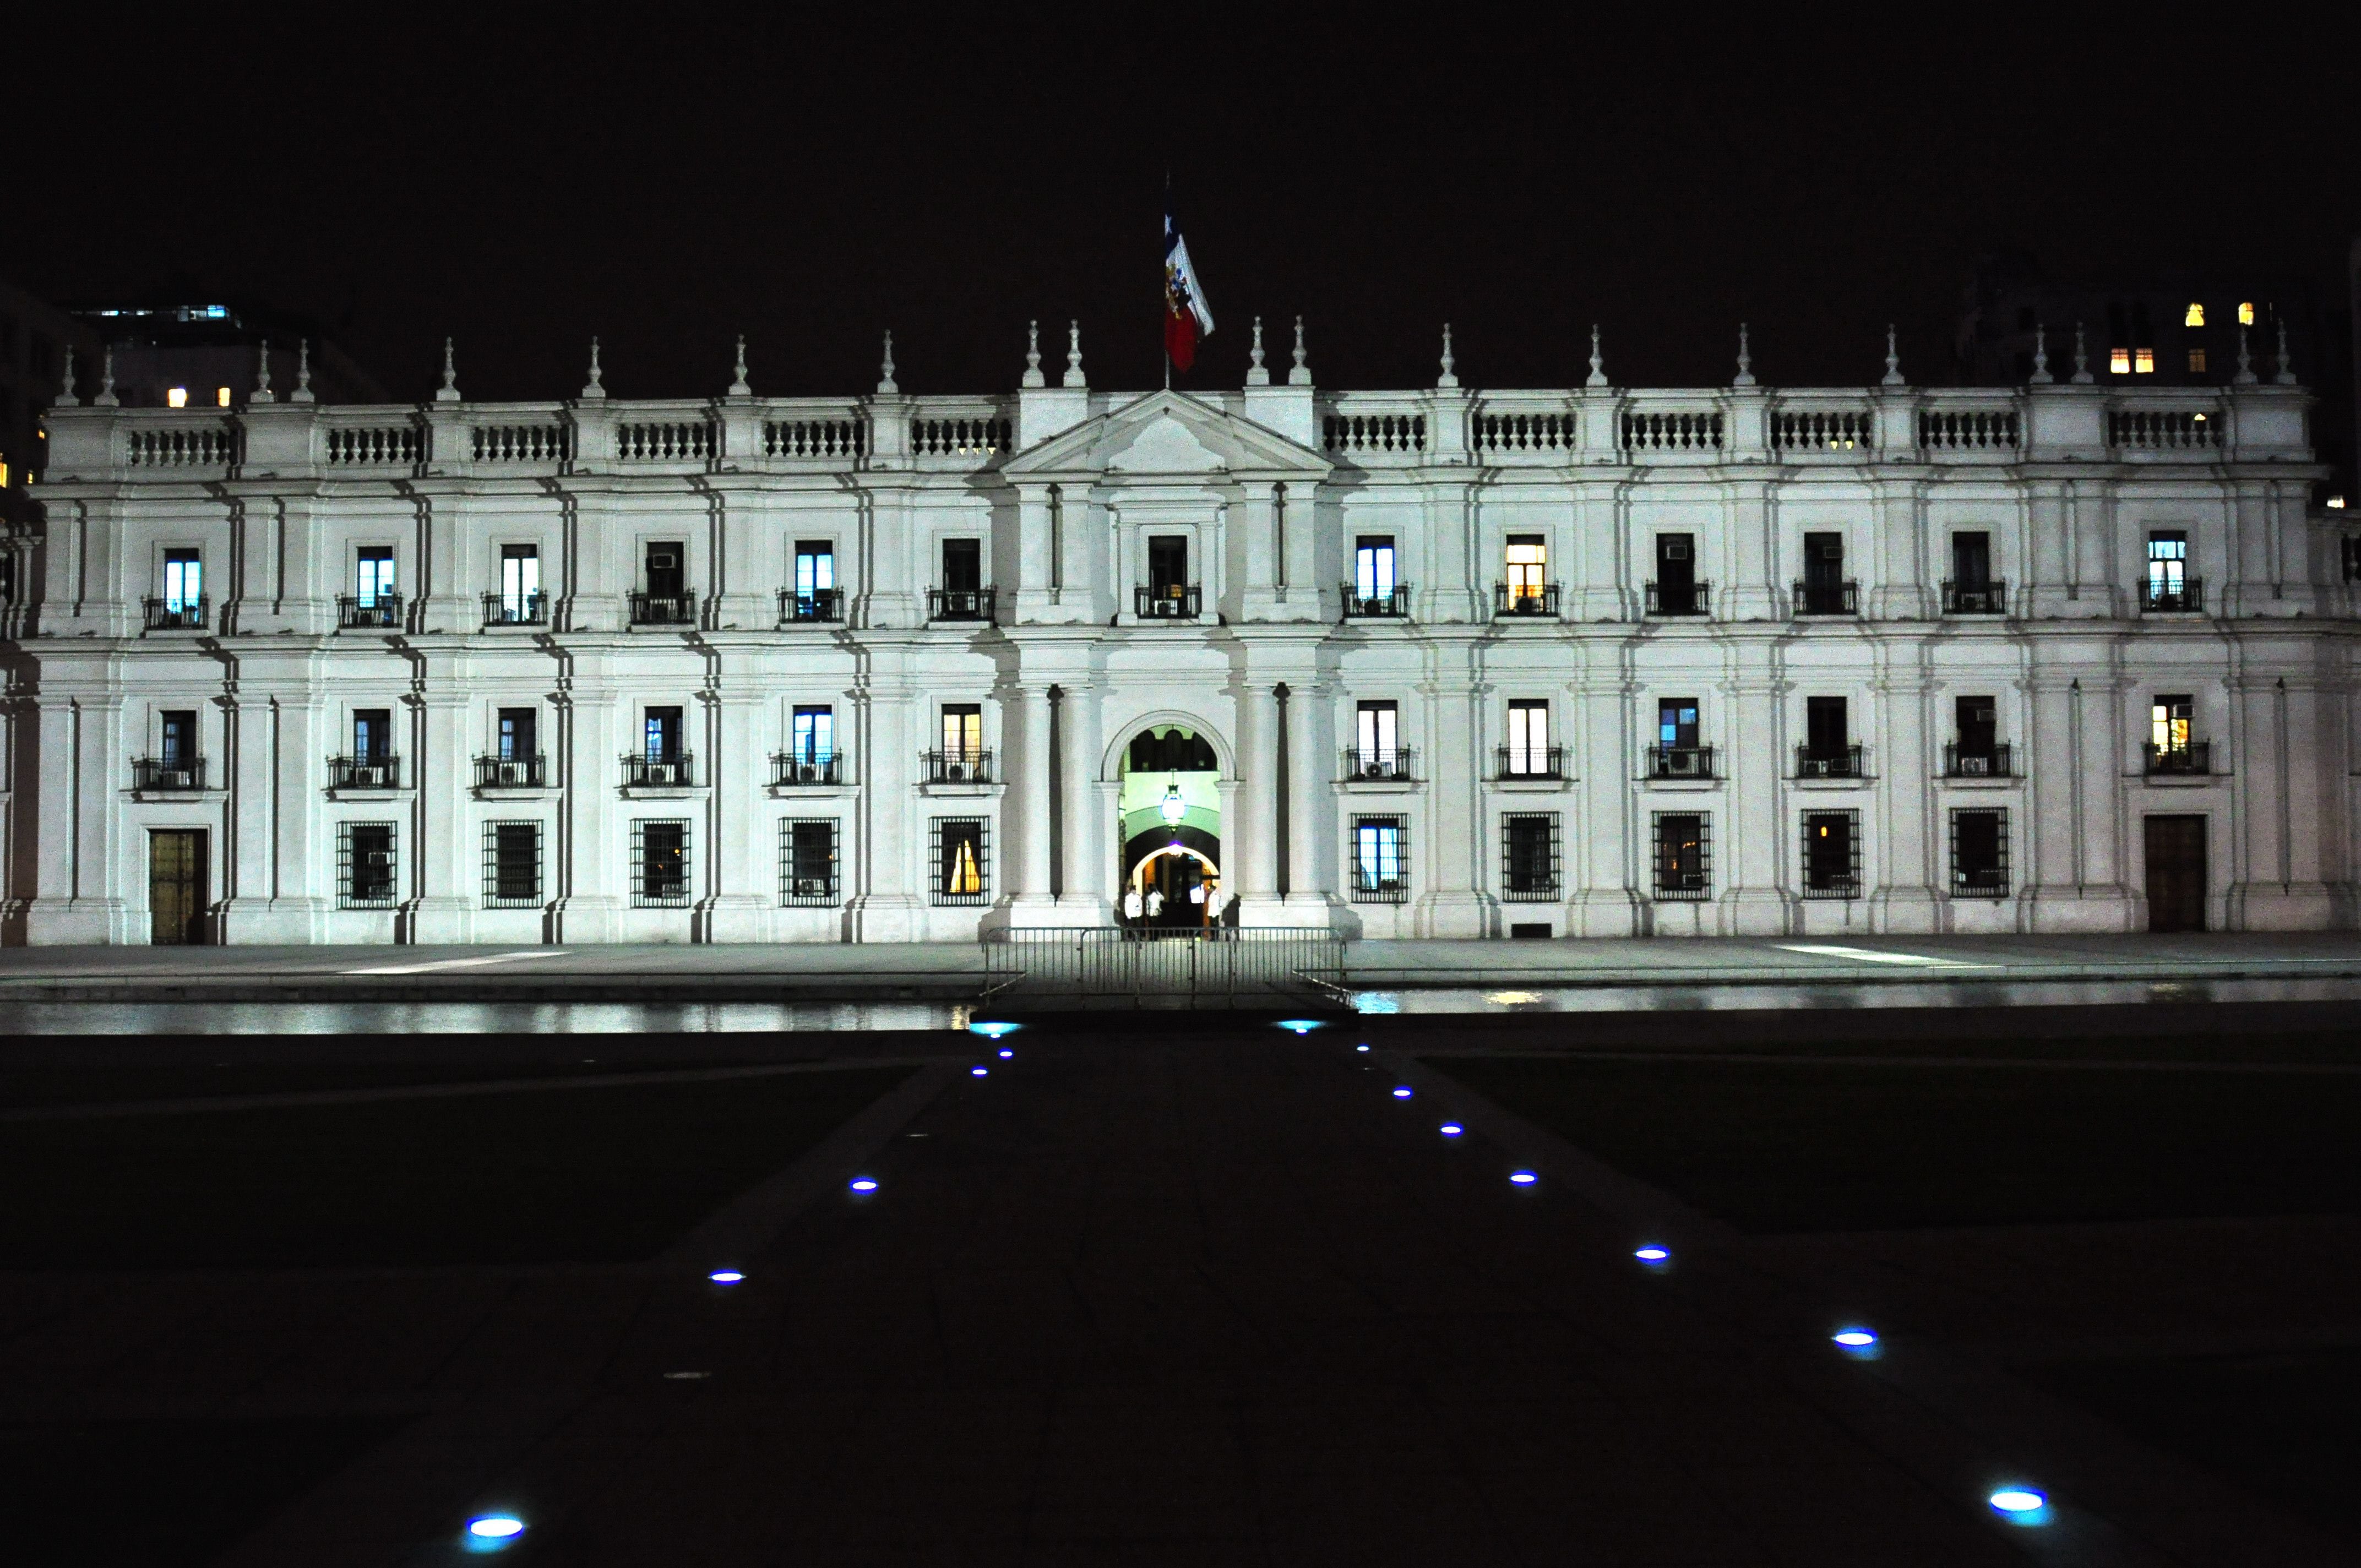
[1354,535,1396,601]
[162,549,201,612]
[2147,531,2187,595]
[791,705,835,764]
[1658,698,1699,749]
[355,547,395,606]
[1353,814,1408,903]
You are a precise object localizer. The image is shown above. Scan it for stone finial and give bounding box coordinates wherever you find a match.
[56,345,78,406]
[1437,323,1458,388]
[581,337,606,399]
[291,339,315,402]
[2234,325,2257,385]
[728,334,752,397]
[436,336,461,402]
[1881,324,1904,386]
[1246,316,1269,386]
[1288,315,1311,386]
[2070,322,2094,385]
[2273,317,2297,385]
[1062,320,1086,389]
[2028,324,2052,385]
[1585,324,1608,388]
[1732,324,1755,387]
[876,330,897,395]
[252,339,275,404]
[94,344,118,407]
[1021,320,1045,388]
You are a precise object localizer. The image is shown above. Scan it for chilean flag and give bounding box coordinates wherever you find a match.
[1163,200,1215,373]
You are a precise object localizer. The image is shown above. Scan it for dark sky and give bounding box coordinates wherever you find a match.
[18,18,2358,402]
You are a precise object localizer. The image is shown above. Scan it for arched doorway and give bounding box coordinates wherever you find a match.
[1117,725,1222,929]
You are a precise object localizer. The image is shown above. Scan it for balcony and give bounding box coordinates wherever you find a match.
[1942,580,2007,615]
[771,750,846,787]
[1792,579,1859,616]
[629,591,697,627]
[483,591,548,628]
[338,594,403,629]
[925,748,993,784]
[1493,582,1560,618]
[927,587,995,623]
[1495,745,1564,781]
[621,753,696,788]
[1794,743,1865,780]
[143,596,208,631]
[131,756,206,792]
[2142,578,2205,614]
[2144,741,2213,777]
[1134,584,1202,619]
[328,755,402,791]
[1342,747,1417,783]
[1645,581,1711,617]
[778,587,844,624]
[1341,582,1411,619]
[1943,742,2015,778]
[1646,744,1716,780]
[475,754,547,788]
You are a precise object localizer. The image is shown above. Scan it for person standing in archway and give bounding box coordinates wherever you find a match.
[1123,884,1144,934]
[1145,884,1166,927]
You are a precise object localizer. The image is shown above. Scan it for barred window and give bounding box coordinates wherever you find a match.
[339,821,397,908]
[1652,812,1710,899]
[781,819,841,907]
[1352,814,1408,903]
[1802,809,1862,898]
[1500,812,1560,900]
[482,821,542,907]
[1951,808,2009,897]
[932,818,989,905]
[634,819,692,907]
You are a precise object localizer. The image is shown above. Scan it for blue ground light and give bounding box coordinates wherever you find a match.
[708,1269,744,1285]
[1634,1246,1671,1266]
[969,1021,1021,1039]
[998,1048,1014,1058]
[971,1066,989,1077]
[1832,1327,1882,1359]
[1391,1086,1413,1099]
[1355,1044,1370,1052]
[1278,1019,1325,1035]
[849,1178,879,1193]
[1439,1123,1464,1137]
[1508,1170,1538,1185]
[465,1516,526,1552]
[1987,1488,2051,1525]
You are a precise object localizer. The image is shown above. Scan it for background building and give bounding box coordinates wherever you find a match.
[62,300,390,411]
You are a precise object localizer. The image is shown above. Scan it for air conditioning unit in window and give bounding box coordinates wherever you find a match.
[1664,541,1690,560]
[497,762,526,786]
[364,852,392,867]
[1803,757,1832,778]
[1960,755,1990,776]
[352,764,389,788]
[1666,750,1700,776]
[944,761,971,783]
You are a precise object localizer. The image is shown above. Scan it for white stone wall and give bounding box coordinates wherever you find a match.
[9,368,2355,944]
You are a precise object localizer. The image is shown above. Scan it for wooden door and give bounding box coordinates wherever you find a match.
[149,829,209,946]
[2143,815,2206,933]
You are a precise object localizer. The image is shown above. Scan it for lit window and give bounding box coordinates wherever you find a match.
[215,386,231,407]
[2327,496,2346,510]
[2184,303,2205,328]
[166,386,188,408]
[0,462,9,489]
[2188,349,2208,373]
[2151,696,2193,755]
[1504,535,1547,608]
[2134,349,2154,374]
[2238,302,2255,326]
[2108,349,2131,374]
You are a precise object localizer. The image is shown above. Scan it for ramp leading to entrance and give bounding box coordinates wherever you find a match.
[981,928,1346,1006]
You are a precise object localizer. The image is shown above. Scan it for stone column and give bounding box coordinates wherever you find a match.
[697,678,770,941]
[1867,644,1938,932]
[551,656,622,943]
[1231,679,1281,923]
[1002,680,1060,926]
[402,667,474,944]
[847,640,924,941]
[1569,661,1640,936]
[1412,639,1494,936]
[1718,638,1790,934]
[1721,478,1777,622]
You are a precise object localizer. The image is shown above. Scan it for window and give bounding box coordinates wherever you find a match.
[1148,535,1188,596]
[2109,348,2132,375]
[1353,701,1404,778]
[941,703,982,761]
[2133,348,2155,374]
[1352,815,1408,903]
[1504,535,1547,607]
[644,706,684,763]
[162,549,202,612]
[1951,809,2008,897]
[1800,696,1849,776]
[633,820,691,907]
[352,708,393,764]
[159,709,198,769]
[942,537,981,592]
[1354,536,1397,601]
[355,547,395,606]
[645,541,685,598]
[2184,303,2206,328]
[166,386,188,408]
[2146,531,2189,606]
[1652,812,1710,898]
[498,707,537,763]
[1802,810,1861,897]
[792,705,835,764]
[1505,700,1551,775]
[215,386,231,407]
[1501,813,1559,900]
[483,822,542,907]
[781,819,840,906]
[1803,532,1843,589]
[2151,695,2193,756]
[1658,698,1699,751]
[933,818,989,905]
[2238,302,2255,326]
[1949,531,1994,609]
[794,540,835,612]
[1956,695,1998,759]
[340,821,398,908]
[499,544,541,620]
[2188,348,2208,374]
[1656,533,1694,585]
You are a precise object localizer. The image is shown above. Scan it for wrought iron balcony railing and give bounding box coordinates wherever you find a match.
[771,750,846,786]
[777,587,844,624]
[1793,579,1859,616]
[328,754,402,790]
[475,754,547,788]
[483,591,548,627]
[927,587,995,623]
[629,591,697,626]
[1794,743,1865,780]
[1645,580,1710,617]
[1493,581,1560,618]
[337,594,403,629]
[1646,744,1716,780]
[1942,742,2015,778]
[924,748,993,783]
[1495,744,1564,780]
[1341,581,1411,619]
[1941,580,2007,615]
[1134,584,1202,619]
[1342,747,1417,782]
[132,756,206,791]
[2142,578,2205,614]
[2144,740,2212,776]
[621,752,696,787]
[143,596,208,631]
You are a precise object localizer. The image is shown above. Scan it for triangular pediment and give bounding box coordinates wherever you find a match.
[1003,390,1332,482]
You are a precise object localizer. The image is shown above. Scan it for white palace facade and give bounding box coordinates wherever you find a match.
[9,322,2358,945]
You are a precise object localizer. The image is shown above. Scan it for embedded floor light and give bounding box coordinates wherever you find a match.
[466,1516,525,1550]
[1988,1488,2050,1523]
[971,1066,989,1077]
[708,1269,744,1285]
[1509,1170,1538,1185]
[1633,1245,1671,1265]
[849,1178,879,1193]
[969,1021,1021,1039]
[1277,1019,1324,1035]
[1391,1086,1413,1099]
[1355,1044,1371,1052]
[1439,1123,1464,1137]
[1832,1327,1881,1358]
[998,1048,1014,1058]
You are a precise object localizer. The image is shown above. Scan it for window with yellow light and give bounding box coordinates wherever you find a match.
[2184,303,2205,328]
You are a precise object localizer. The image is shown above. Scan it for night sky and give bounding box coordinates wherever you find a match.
[18,19,2358,402]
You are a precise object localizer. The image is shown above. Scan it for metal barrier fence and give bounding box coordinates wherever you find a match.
[981,928,1347,1004]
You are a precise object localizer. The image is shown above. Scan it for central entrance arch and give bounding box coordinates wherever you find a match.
[1116,724,1223,929]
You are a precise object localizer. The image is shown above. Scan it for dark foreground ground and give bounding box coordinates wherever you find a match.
[2,1001,2356,1566]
